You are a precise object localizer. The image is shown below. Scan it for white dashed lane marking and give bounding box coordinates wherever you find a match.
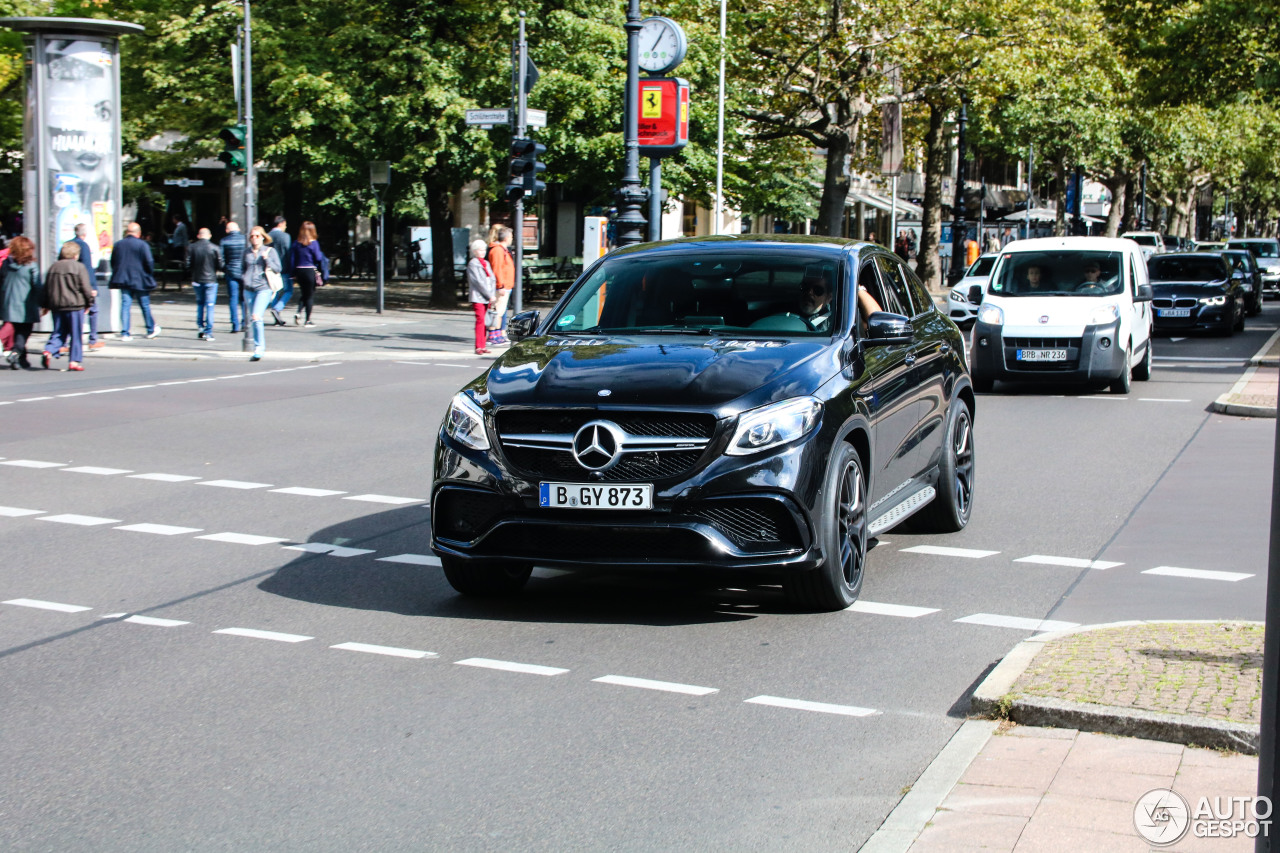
[196,532,289,546]
[62,466,133,476]
[331,642,436,659]
[744,695,879,717]
[0,506,44,517]
[3,598,92,613]
[198,479,273,490]
[845,601,940,618]
[37,514,122,526]
[1138,398,1191,403]
[123,615,190,627]
[128,473,201,482]
[213,627,313,643]
[455,658,569,676]
[899,545,1000,559]
[271,487,348,497]
[954,613,1079,632]
[285,542,376,558]
[115,523,204,536]
[377,554,440,566]
[1,459,65,468]
[1014,555,1123,570]
[343,494,426,505]
[592,674,719,696]
[1143,566,1254,583]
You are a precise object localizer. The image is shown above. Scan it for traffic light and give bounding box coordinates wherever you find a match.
[218,124,246,172]
[506,137,546,201]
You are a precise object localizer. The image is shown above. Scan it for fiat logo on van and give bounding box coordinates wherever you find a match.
[1039,315,1049,324]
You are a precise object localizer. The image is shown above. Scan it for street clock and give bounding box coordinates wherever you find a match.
[637,16,687,75]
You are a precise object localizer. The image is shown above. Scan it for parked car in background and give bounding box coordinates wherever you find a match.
[1224,238,1280,299]
[1146,252,1246,335]
[1122,231,1165,261]
[1221,249,1264,315]
[947,253,997,327]
[970,237,1153,394]
[1195,241,1226,252]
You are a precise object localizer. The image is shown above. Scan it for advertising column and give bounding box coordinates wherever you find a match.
[1,17,144,332]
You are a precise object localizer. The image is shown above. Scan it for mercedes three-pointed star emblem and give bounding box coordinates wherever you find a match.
[572,420,624,471]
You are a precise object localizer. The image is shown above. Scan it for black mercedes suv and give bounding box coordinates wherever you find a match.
[431,235,976,611]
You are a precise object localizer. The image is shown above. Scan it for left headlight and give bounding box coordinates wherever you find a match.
[1088,304,1119,325]
[726,397,822,456]
[1200,294,1227,306]
[443,392,490,451]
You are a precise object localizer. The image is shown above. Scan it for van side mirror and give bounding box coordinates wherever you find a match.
[1134,283,1153,302]
[968,284,984,305]
[508,310,540,341]
[864,312,914,346]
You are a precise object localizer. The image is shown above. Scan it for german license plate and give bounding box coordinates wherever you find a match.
[1158,308,1192,318]
[1016,348,1068,362]
[539,482,654,510]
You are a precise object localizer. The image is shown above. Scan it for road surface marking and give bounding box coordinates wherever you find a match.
[129,473,201,482]
[456,658,569,676]
[1143,566,1254,582]
[955,613,1079,632]
[744,695,879,717]
[115,523,204,536]
[1138,398,1191,403]
[213,627,313,643]
[0,506,44,517]
[343,494,425,505]
[331,642,436,659]
[17,397,53,402]
[900,545,999,559]
[125,385,156,390]
[123,615,190,627]
[1153,356,1247,362]
[1014,555,1123,570]
[56,392,92,398]
[592,674,718,696]
[3,598,91,613]
[1080,395,1127,400]
[271,487,348,497]
[1,459,65,468]
[62,466,133,475]
[197,479,273,490]
[377,554,440,566]
[38,514,122,526]
[197,532,289,546]
[845,601,940,618]
[285,543,375,558]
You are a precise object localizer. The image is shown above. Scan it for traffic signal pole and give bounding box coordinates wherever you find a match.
[242,0,255,230]
[512,13,527,315]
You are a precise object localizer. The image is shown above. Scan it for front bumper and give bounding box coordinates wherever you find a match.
[1152,302,1233,332]
[1261,272,1280,295]
[970,319,1126,384]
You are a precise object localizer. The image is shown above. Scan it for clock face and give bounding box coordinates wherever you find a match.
[638,17,686,73]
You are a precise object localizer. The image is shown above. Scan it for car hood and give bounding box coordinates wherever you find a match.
[1150,280,1229,294]
[990,294,1126,336]
[482,335,831,408]
[1256,258,1280,272]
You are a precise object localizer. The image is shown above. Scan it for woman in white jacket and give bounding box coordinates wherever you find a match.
[466,239,496,355]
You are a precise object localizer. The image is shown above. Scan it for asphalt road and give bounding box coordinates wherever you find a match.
[0,307,1274,851]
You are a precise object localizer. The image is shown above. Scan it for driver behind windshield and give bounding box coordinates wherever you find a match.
[797,271,834,332]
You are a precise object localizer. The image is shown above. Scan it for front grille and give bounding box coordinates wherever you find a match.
[503,447,703,481]
[1003,336,1083,372]
[497,410,715,439]
[434,488,505,541]
[1004,337,1082,349]
[1152,297,1198,309]
[690,499,802,552]
[494,524,712,561]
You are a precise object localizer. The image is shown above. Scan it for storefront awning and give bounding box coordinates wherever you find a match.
[846,190,922,219]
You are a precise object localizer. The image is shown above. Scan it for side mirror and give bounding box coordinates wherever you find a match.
[864,311,914,346]
[967,284,984,305]
[1134,283,1153,303]
[508,310,540,341]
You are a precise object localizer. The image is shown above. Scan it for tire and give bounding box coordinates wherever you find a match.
[1133,337,1152,381]
[914,402,975,533]
[1110,346,1132,394]
[783,442,866,611]
[1250,294,1263,316]
[1235,301,1246,331]
[440,555,533,597]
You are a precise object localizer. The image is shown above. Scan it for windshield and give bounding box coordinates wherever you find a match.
[989,250,1124,297]
[549,249,844,337]
[1147,255,1228,282]
[1227,240,1279,258]
[965,256,995,278]
[1124,234,1159,247]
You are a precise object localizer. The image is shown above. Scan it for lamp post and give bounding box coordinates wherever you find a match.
[948,97,969,286]
[370,160,391,315]
[614,0,648,247]
[712,0,727,236]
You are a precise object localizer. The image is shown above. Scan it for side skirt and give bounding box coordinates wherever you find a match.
[868,485,937,536]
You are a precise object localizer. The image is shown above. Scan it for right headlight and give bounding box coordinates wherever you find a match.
[442,392,490,451]
[726,397,822,456]
[977,303,1004,325]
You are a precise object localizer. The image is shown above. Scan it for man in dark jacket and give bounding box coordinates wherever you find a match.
[220,221,246,332]
[189,227,222,341]
[266,216,292,325]
[41,241,95,370]
[108,221,159,341]
[73,222,103,351]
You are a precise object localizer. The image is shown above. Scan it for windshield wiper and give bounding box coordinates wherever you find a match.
[590,326,716,335]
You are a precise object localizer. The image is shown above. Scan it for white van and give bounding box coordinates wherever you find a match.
[969,237,1154,394]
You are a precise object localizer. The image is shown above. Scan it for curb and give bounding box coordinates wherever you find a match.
[1210,362,1277,418]
[968,619,1263,754]
[1249,326,1280,366]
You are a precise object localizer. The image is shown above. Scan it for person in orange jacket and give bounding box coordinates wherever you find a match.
[486,225,515,346]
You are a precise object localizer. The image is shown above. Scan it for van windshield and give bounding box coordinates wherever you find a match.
[550,249,844,337]
[988,251,1125,297]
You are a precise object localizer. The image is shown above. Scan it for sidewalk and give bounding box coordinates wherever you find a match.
[862,622,1265,852]
[1212,328,1280,418]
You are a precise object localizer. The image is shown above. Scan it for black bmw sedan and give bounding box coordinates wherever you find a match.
[431,235,976,611]
[1147,252,1246,335]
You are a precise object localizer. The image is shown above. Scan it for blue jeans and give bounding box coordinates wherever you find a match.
[44,309,83,362]
[119,288,155,336]
[246,287,272,354]
[193,281,217,335]
[226,277,242,329]
[268,273,294,314]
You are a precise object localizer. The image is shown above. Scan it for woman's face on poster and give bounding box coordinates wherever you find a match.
[45,40,113,190]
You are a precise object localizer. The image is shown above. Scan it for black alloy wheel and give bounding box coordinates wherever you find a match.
[915,402,975,533]
[1235,299,1246,331]
[441,556,533,597]
[783,442,866,611]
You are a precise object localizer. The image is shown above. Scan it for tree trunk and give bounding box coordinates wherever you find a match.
[1121,176,1137,233]
[1054,162,1067,236]
[916,103,948,290]
[815,131,852,237]
[1104,169,1126,238]
[1181,185,1198,238]
[428,179,458,310]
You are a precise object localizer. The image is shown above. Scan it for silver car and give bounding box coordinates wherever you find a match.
[947,254,997,326]
[1225,238,1280,299]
